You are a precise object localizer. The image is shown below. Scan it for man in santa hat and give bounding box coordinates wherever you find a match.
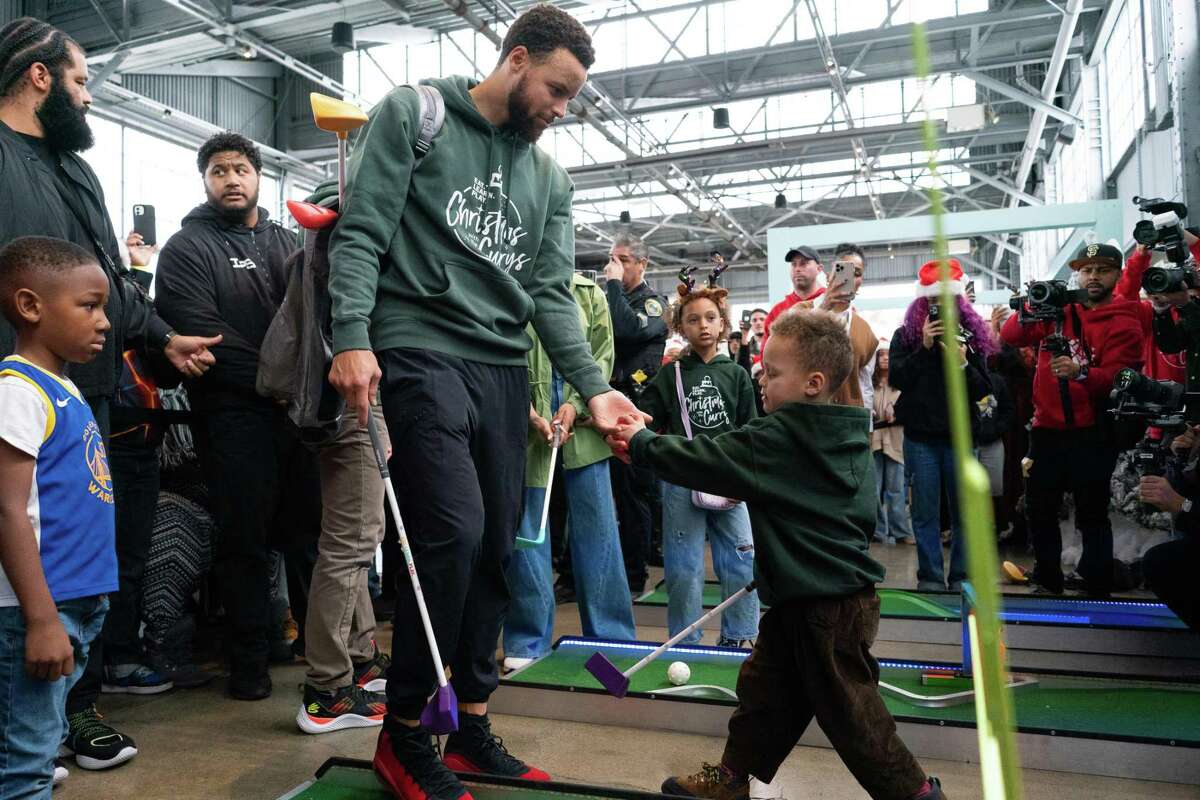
[1001,241,1143,597]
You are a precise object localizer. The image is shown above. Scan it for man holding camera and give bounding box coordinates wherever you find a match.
[1115,228,1200,382]
[1001,242,1143,596]
[1137,426,1200,630]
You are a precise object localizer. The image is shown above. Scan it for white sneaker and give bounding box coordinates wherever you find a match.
[502,656,534,674]
[53,760,68,787]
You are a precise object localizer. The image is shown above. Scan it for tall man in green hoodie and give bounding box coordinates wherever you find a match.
[325,6,647,800]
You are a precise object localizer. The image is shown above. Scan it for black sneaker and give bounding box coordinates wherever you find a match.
[354,643,390,693]
[297,683,386,735]
[228,670,272,701]
[715,637,752,649]
[145,614,215,689]
[63,706,138,770]
[374,718,472,800]
[443,712,549,781]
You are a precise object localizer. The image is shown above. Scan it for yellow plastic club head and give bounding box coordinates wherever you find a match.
[310,93,368,137]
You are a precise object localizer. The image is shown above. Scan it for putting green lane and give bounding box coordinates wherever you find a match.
[509,639,1200,744]
[636,583,1187,628]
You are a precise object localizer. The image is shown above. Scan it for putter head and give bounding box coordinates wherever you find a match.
[286,200,338,230]
[585,652,630,698]
[420,684,459,735]
[310,92,368,136]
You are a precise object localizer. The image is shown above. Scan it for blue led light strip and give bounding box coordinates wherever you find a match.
[557,638,751,660]
[878,659,963,672]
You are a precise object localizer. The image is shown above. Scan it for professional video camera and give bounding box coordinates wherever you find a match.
[1110,368,1188,477]
[1008,279,1090,322]
[1134,196,1197,295]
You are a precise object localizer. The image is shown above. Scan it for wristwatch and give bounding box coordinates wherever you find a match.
[162,329,177,348]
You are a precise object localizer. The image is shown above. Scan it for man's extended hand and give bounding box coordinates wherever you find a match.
[551,403,577,447]
[1172,425,1200,455]
[165,334,222,378]
[529,406,553,445]
[588,390,651,435]
[1140,475,1186,514]
[329,349,381,428]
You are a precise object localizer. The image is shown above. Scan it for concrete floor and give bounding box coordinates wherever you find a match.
[54,543,1195,800]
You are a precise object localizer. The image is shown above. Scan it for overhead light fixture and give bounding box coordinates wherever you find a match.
[774,193,787,209]
[712,107,730,129]
[331,21,355,54]
[619,210,631,224]
[239,44,256,59]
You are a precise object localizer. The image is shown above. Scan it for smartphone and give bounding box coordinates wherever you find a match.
[741,309,752,327]
[132,204,157,246]
[928,302,941,322]
[828,261,853,296]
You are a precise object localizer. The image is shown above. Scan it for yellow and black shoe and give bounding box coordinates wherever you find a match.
[296,683,386,735]
[661,763,749,800]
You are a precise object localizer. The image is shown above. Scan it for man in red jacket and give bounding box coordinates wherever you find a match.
[762,245,826,338]
[1001,241,1143,596]
[1114,230,1200,382]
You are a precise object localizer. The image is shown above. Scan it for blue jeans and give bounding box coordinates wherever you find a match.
[504,374,636,659]
[874,450,914,543]
[0,595,107,799]
[904,437,967,588]
[661,482,759,644]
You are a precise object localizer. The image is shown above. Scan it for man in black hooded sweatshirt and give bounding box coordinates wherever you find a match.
[155,132,321,700]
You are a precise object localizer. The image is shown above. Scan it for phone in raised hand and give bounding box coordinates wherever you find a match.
[828,261,855,299]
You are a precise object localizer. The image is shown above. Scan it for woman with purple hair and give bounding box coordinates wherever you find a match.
[888,260,999,592]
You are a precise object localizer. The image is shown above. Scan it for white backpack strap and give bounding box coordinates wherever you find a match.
[412,84,445,158]
[674,360,694,440]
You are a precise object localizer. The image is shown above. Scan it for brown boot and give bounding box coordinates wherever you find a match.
[661,763,749,800]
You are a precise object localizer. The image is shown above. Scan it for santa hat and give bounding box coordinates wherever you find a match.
[914,258,967,297]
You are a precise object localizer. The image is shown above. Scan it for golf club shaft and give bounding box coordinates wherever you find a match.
[536,444,559,539]
[624,581,756,679]
[367,413,450,690]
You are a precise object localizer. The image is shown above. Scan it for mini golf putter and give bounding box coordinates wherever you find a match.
[586,582,756,698]
[366,413,459,734]
[287,93,369,230]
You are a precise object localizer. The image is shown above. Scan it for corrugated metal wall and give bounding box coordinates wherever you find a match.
[285,53,345,152]
[0,0,26,24]
[121,74,277,144]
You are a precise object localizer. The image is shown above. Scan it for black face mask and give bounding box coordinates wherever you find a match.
[503,75,544,144]
[36,75,93,153]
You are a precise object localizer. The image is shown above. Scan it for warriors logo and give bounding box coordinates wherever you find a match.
[83,420,113,504]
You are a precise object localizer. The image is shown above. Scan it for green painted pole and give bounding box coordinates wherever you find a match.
[911,23,1024,800]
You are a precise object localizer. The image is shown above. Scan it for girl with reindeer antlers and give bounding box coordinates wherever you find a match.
[634,258,760,648]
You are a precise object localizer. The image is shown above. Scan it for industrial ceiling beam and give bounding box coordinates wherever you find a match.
[964,70,1084,127]
[158,0,364,104]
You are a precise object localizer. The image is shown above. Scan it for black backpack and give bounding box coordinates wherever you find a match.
[256,84,445,445]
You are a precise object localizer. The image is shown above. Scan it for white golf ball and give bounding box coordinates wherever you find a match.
[667,661,691,686]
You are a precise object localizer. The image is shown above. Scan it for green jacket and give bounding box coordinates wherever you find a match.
[629,402,885,606]
[327,76,609,401]
[637,351,756,437]
[526,275,614,487]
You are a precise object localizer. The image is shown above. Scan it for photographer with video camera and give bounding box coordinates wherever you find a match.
[1001,242,1144,596]
[1137,423,1200,630]
[1115,197,1200,383]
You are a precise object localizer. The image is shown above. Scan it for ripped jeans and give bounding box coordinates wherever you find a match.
[661,481,759,644]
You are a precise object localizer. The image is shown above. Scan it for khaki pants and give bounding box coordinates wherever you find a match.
[722,590,927,800]
[304,406,387,690]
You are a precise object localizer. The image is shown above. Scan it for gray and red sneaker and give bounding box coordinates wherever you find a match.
[374,718,473,800]
[442,712,549,782]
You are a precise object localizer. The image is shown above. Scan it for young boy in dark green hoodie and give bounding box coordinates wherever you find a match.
[610,308,947,800]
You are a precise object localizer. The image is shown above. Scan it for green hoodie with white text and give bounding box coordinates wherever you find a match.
[327,76,609,400]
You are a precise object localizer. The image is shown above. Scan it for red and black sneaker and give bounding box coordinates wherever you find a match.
[442,712,550,782]
[374,719,473,800]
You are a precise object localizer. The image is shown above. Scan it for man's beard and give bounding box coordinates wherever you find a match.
[36,77,93,153]
[205,187,259,224]
[504,76,546,144]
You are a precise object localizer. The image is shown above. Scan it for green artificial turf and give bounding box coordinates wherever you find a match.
[636,582,956,621]
[508,642,1200,744]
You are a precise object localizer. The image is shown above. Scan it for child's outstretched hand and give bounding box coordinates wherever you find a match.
[604,414,646,463]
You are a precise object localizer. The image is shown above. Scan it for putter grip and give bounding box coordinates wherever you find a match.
[365,411,390,478]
